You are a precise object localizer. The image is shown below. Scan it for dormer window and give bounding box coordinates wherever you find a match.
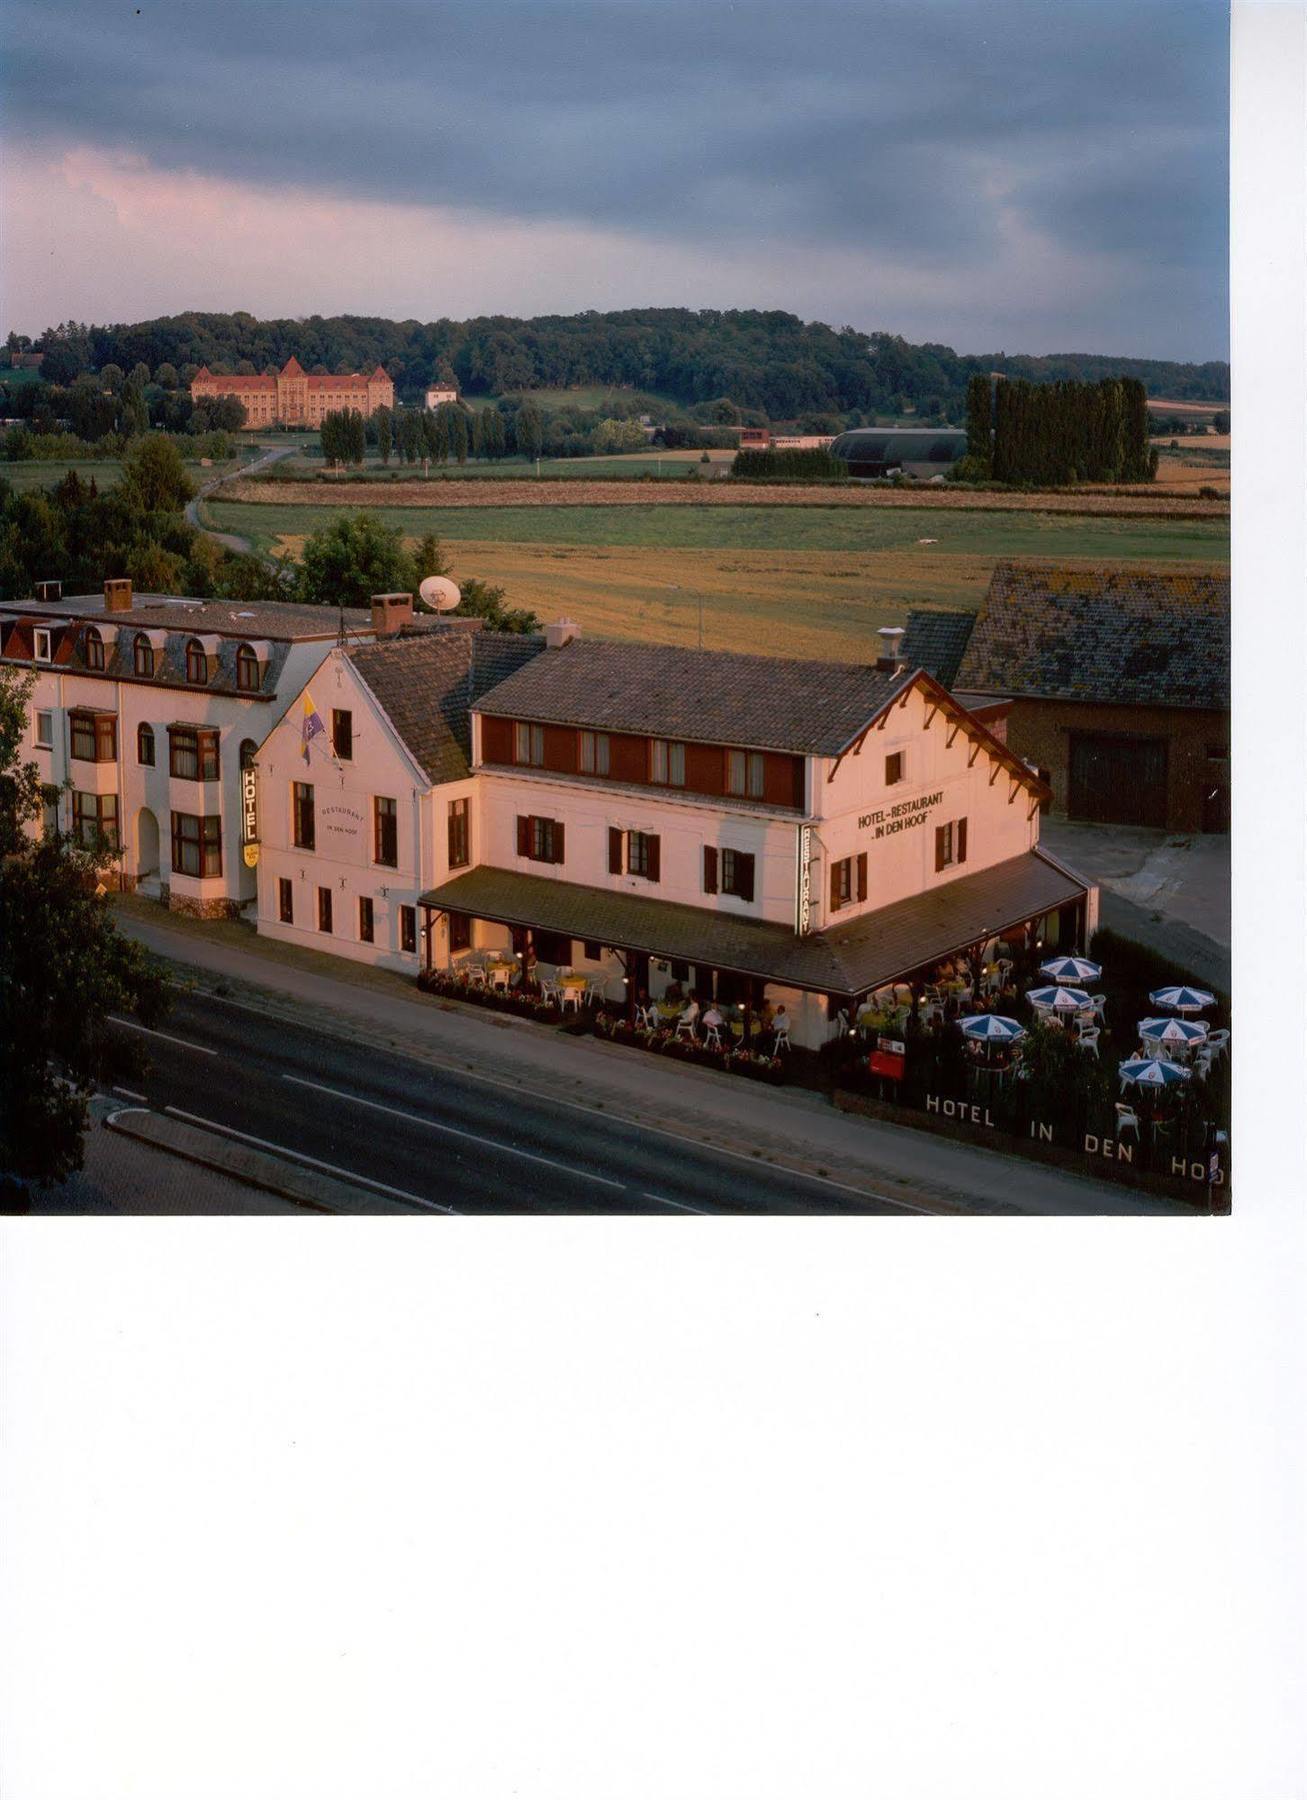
[235,643,260,692]
[185,638,209,684]
[650,739,686,787]
[33,628,52,663]
[134,633,155,677]
[85,627,105,671]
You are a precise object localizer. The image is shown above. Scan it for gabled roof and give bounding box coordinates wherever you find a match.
[474,638,916,756]
[899,610,979,687]
[370,365,390,380]
[955,562,1230,710]
[348,629,546,785]
[280,356,306,376]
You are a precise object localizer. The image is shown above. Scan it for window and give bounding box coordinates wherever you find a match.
[513,721,544,766]
[137,723,155,765]
[34,628,52,663]
[70,712,116,762]
[278,877,294,924]
[133,634,155,677]
[583,940,602,961]
[885,751,903,785]
[449,910,471,952]
[726,749,765,798]
[516,814,565,864]
[627,830,660,882]
[292,782,315,850]
[34,711,53,749]
[169,727,219,780]
[828,854,867,911]
[185,639,209,684]
[170,811,221,877]
[236,644,261,693]
[447,797,469,869]
[1206,743,1229,762]
[400,906,417,954]
[650,739,686,787]
[373,795,398,867]
[85,627,105,671]
[579,731,610,775]
[934,818,968,872]
[317,887,333,933]
[72,791,119,852]
[359,896,374,943]
[720,848,756,902]
[332,708,353,759]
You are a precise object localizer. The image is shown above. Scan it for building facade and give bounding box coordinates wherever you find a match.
[190,357,394,428]
[423,385,460,410]
[0,581,388,916]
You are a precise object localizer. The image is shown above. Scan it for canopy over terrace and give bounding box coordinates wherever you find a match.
[418,849,1088,1037]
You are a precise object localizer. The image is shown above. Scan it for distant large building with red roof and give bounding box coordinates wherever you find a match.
[190,356,394,428]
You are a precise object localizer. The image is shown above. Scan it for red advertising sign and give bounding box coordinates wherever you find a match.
[869,1049,905,1081]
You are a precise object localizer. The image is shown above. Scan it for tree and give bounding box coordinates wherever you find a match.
[0,665,167,1194]
[155,362,179,390]
[454,576,540,634]
[514,401,544,460]
[297,512,412,608]
[376,406,393,464]
[118,436,196,513]
[412,534,450,581]
[127,361,152,390]
[1213,409,1230,434]
[120,385,151,438]
[100,363,125,394]
[965,374,992,468]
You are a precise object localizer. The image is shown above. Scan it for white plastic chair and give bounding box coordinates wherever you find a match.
[675,1015,697,1041]
[1115,1102,1140,1140]
[539,978,559,1004]
[703,1023,723,1051]
[772,1020,791,1052]
[1076,1026,1100,1057]
[1206,1028,1230,1060]
[464,962,487,988]
[1192,1050,1214,1081]
[920,1001,944,1027]
[560,985,583,1013]
[1089,993,1107,1021]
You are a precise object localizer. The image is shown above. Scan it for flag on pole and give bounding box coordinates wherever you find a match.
[301,691,326,764]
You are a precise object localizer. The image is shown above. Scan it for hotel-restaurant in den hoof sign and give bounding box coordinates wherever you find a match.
[253,601,1096,1049]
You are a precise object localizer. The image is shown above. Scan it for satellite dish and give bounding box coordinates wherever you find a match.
[419,575,461,613]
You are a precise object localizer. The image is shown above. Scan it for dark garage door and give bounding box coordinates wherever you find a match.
[1068,733,1168,827]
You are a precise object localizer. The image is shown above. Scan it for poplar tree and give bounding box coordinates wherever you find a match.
[965,374,992,468]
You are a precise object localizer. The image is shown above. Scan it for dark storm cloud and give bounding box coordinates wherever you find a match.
[1,0,1228,350]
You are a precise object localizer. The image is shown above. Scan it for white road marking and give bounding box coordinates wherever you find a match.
[643,1193,709,1213]
[162,1106,456,1213]
[185,987,933,1212]
[112,1086,147,1102]
[281,1073,626,1191]
[109,1016,217,1056]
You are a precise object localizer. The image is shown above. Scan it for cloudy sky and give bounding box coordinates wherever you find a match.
[0,0,1228,360]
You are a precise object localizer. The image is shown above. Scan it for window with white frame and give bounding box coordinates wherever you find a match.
[649,739,686,786]
[579,730,611,775]
[726,749,765,798]
[34,711,53,749]
[513,721,544,766]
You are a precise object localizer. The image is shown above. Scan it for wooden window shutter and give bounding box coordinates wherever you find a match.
[738,852,755,903]
[646,835,661,883]
[957,818,968,864]
[830,861,841,912]
[553,821,566,864]
[517,815,530,857]
[703,846,718,893]
[934,825,946,872]
[856,852,868,902]
[608,827,623,874]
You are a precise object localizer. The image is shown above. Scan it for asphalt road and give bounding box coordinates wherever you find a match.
[185,443,293,554]
[106,990,925,1215]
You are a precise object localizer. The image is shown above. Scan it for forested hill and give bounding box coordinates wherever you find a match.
[17,310,1229,421]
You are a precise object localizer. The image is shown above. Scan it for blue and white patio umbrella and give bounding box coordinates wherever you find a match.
[960,1014,1026,1043]
[1148,984,1217,1015]
[1138,1017,1208,1051]
[1039,955,1102,985]
[1026,985,1093,1014]
[1118,1056,1192,1089]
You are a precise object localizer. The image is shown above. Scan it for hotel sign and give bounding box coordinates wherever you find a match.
[796,823,813,935]
[241,762,259,867]
[858,789,942,840]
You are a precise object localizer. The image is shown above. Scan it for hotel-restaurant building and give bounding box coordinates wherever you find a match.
[0,580,399,916]
[190,357,395,428]
[253,605,1096,1048]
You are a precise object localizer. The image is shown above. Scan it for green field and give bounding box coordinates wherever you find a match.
[272,449,735,481]
[208,498,1231,563]
[2,454,256,495]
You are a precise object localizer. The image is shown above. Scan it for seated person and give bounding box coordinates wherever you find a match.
[770,1003,790,1041]
[679,996,700,1029]
[701,1003,724,1037]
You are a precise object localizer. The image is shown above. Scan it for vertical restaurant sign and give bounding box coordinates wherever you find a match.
[796,824,813,935]
[241,761,259,867]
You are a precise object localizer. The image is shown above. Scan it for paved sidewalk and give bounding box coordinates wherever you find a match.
[113,902,1189,1216]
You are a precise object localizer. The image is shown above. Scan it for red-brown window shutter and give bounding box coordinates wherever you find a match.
[703,846,718,893]
[856,852,868,901]
[552,821,566,864]
[517,815,530,857]
[934,825,946,872]
[957,818,968,864]
[737,852,755,903]
[830,862,841,912]
[608,827,623,874]
[646,835,661,883]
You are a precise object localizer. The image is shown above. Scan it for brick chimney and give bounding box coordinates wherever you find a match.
[104,578,133,614]
[545,618,581,650]
[370,592,414,637]
[875,624,905,673]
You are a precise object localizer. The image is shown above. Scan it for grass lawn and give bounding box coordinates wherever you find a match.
[2,453,261,495]
[270,449,738,480]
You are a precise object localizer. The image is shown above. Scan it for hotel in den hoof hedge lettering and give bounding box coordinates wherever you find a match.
[248,598,1095,1050]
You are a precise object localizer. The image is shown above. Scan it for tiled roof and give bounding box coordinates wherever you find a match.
[0,612,297,699]
[955,562,1230,709]
[194,372,276,391]
[899,610,979,686]
[418,850,1086,996]
[23,595,367,640]
[475,638,915,755]
[350,630,546,785]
